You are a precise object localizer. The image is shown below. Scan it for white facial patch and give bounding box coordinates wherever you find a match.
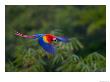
[53,38,56,40]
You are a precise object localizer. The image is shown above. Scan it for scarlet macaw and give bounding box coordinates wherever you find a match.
[15,32,68,54]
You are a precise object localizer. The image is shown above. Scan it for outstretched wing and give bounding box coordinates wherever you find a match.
[38,37,55,54]
[56,36,69,43]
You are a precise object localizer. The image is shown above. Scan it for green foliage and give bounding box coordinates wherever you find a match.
[5,5,106,72]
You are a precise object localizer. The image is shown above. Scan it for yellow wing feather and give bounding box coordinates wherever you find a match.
[43,36,49,43]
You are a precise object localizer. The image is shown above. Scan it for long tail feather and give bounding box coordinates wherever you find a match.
[15,32,35,39]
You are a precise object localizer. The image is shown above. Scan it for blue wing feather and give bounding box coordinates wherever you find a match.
[56,36,69,43]
[33,34,44,39]
[38,37,55,54]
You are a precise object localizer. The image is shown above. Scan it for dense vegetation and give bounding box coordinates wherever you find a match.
[5,5,106,72]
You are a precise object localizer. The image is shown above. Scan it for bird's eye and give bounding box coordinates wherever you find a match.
[54,39,57,41]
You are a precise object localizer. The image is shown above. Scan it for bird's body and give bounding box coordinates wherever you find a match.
[15,32,68,54]
[34,34,56,44]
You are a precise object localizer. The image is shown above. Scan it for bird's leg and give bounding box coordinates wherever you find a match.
[15,32,35,39]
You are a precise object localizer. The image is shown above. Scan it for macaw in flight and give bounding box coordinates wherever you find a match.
[15,32,68,54]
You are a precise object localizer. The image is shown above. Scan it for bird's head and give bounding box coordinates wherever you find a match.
[45,34,57,42]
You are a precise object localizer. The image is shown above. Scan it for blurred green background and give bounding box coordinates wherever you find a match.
[5,5,106,72]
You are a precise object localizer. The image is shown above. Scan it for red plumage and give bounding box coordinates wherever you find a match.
[44,34,56,43]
